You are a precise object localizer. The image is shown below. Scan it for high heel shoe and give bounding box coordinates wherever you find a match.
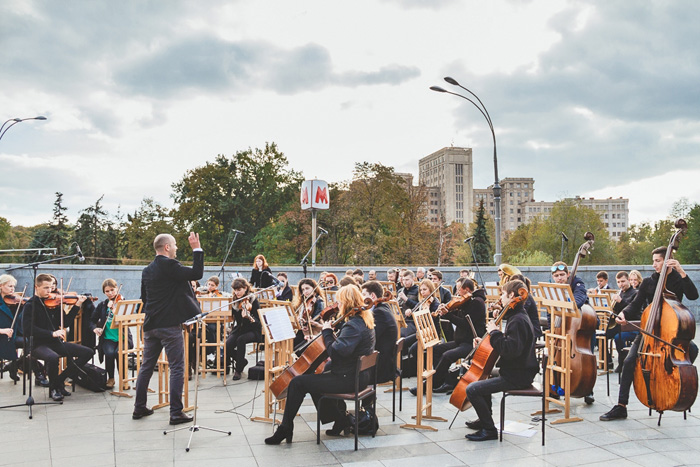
[325,418,351,436]
[264,424,293,445]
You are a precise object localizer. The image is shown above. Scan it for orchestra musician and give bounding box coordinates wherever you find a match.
[133,232,203,425]
[250,254,273,289]
[600,247,698,421]
[464,280,538,441]
[416,277,486,395]
[226,278,261,381]
[497,263,520,287]
[91,278,130,389]
[264,284,375,444]
[506,274,543,339]
[605,271,638,372]
[629,270,643,290]
[360,280,398,398]
[22,273,93,401]
[275,272,294,301]
[587,271,611,294]
[0,274,20,381]
[292,278,325,348]
[202,276,223,297]
[430,270,454,341]
[550,261,595,405]
[397,270,419,340]
[322,273,339,291]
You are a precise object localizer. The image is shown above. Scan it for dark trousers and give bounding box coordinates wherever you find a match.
[466,376,526,430]
[432,341,472,388]
[135,326,185,416]
[226,329,258,373]
[281,372,365,429]
[102,339,119,379]
[31,341,93,390]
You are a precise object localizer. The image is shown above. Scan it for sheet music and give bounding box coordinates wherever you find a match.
[262,306,295,343]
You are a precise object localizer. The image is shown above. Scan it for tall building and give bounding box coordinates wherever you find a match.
[473,177,535,232]
[520,196,629,240]
[418,147,474,226]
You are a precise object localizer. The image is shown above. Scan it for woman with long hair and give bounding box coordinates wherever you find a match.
[250,254,273,289]
[227,278,261,380]
[265,285,375,444]
[292,278,325,347]
[628,270,643,290]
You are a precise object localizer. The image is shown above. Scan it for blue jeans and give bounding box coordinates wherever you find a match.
[135,326,185,416]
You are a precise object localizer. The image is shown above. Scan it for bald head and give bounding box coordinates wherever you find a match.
[154,234,177,258]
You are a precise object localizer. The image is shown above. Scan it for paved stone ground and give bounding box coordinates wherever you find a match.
[2,341,699,467]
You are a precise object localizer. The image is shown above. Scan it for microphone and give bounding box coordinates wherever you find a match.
[264,270,282,287]
[561,232,569,242]
[463,236,474,243]
[76,244,85,262]
[319,227,328,235]
[232,229,245,234]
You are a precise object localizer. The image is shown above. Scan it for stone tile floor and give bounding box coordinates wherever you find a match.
[1,352,699,466]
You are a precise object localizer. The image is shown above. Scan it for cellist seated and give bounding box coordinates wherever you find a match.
[463,280,538,442]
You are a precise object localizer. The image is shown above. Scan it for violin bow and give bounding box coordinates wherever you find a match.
[9,285,28,330]
[101,284,123,332]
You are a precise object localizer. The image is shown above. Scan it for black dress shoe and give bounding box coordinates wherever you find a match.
[50,389,64,402]
[35,375,50,387]
[599,404,627,421]
[132,407,154,420]
[169,412,193,425]
[265,424,293,445]
[433,383,454,394]
[232,371,242,381]
[7,362,19,382]
[59,387,72,397]
[584,393,595,405]
[409,386,417,396]
[465,419,486,430]
[465,428,498,441]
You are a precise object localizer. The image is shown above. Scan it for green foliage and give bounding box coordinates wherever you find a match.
[469,199,493,264]
[506,249,553,266]
[26,192,72,262]
[677,203,700,264]
[122,198,174,263]
[171,142,303,263]
[73,195,118,264]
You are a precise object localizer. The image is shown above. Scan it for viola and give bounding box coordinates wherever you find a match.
[633,219,697,414]
[450,286,529,411]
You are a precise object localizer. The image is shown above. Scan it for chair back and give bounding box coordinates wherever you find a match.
[394,337,405,359]
[359,351,379,373]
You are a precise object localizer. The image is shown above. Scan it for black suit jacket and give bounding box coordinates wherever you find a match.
[141,250,204,331]
[372,302,398,383]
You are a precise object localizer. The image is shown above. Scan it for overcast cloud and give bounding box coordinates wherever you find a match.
[1,0,698,230]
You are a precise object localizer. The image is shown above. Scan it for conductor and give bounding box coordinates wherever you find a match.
[133,232,204,425]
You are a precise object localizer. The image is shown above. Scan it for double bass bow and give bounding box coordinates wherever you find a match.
[449,285,529,411]
[633,219,697,415]
[551,232,598,398]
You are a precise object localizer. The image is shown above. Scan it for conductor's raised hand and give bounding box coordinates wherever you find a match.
[188,232,201,250]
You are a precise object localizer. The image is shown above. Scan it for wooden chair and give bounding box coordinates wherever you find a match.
[500,354,547,446]
[316,351,379,451]
[325,290,337,304]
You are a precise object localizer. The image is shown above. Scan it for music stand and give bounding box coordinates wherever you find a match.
[1,253,80,418]
[164,310,231,452]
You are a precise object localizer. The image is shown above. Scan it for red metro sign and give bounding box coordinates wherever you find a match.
[300,180,329,210]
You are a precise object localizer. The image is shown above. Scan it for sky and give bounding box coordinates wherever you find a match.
[1,0,699,230]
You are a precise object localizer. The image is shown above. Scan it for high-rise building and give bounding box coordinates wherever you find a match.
[473,177,535,232]
[418,147,474,226]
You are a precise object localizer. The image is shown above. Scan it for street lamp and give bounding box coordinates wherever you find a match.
[0,116,48,142]
[430,78,502,265]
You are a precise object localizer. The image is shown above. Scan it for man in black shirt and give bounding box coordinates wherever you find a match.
[600,247,698,421]
[605,271,638,372]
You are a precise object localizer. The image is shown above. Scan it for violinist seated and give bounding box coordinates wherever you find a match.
[464,280,538,442]
[22,274,94,402]
[226,278,261,381]
[430,270,454,341]
[397,270,420,342]
[410,277,486,395]
[600,248,699,421]
[498,274,543,341]
[292,279,325,349]
[275,272,294,301]
[604,271,638,372]
[0,274,22,381]
[265,285,375,445]
[403,279,440,374]
[91,279,131,389]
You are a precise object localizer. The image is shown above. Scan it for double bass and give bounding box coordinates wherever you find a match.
[551,232,598,398]
[449,285,529,411]
[633,219,697,415]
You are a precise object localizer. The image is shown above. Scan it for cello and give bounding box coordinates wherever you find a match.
[449,285,529,411]
[551,232,598,398]
[633,219,698,416]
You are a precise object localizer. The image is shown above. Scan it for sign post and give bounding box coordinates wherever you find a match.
[300,179,329,267]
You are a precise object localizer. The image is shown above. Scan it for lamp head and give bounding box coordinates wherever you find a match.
[444,76,459,86]
[35,116,47,120]
[430,86,448,93]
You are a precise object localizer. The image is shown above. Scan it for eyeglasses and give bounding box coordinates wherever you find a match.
[551,264,567,273]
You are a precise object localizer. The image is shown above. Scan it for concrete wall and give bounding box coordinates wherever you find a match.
[3,262,699,318]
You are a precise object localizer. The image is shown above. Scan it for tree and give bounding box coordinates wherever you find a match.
[73,195,118,264]
[468,199,493,264]
[27,192,71,262]
[171,143,303,263]
[122,198,174,263]
[677,203,700,264]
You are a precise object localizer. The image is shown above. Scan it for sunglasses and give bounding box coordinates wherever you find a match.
[551,264,567,273]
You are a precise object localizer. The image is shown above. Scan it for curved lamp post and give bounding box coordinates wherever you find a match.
[430,78,501,265]
[0,116,47,142]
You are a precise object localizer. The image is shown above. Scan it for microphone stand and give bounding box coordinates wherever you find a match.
[464,239,486,289]
[2,252,81,418]
[165,304,232,451]
[218,230,241,292]
[560,232,568,262]
[299,230,326,278]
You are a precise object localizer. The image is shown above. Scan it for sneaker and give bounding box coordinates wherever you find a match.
[600,404,627,421]
[50,389,64,402]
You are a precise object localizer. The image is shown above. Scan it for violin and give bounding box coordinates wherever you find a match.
[239,297,255,323]
[2,294,29,306]
[435,292,472,317]
[44,292,98,308]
